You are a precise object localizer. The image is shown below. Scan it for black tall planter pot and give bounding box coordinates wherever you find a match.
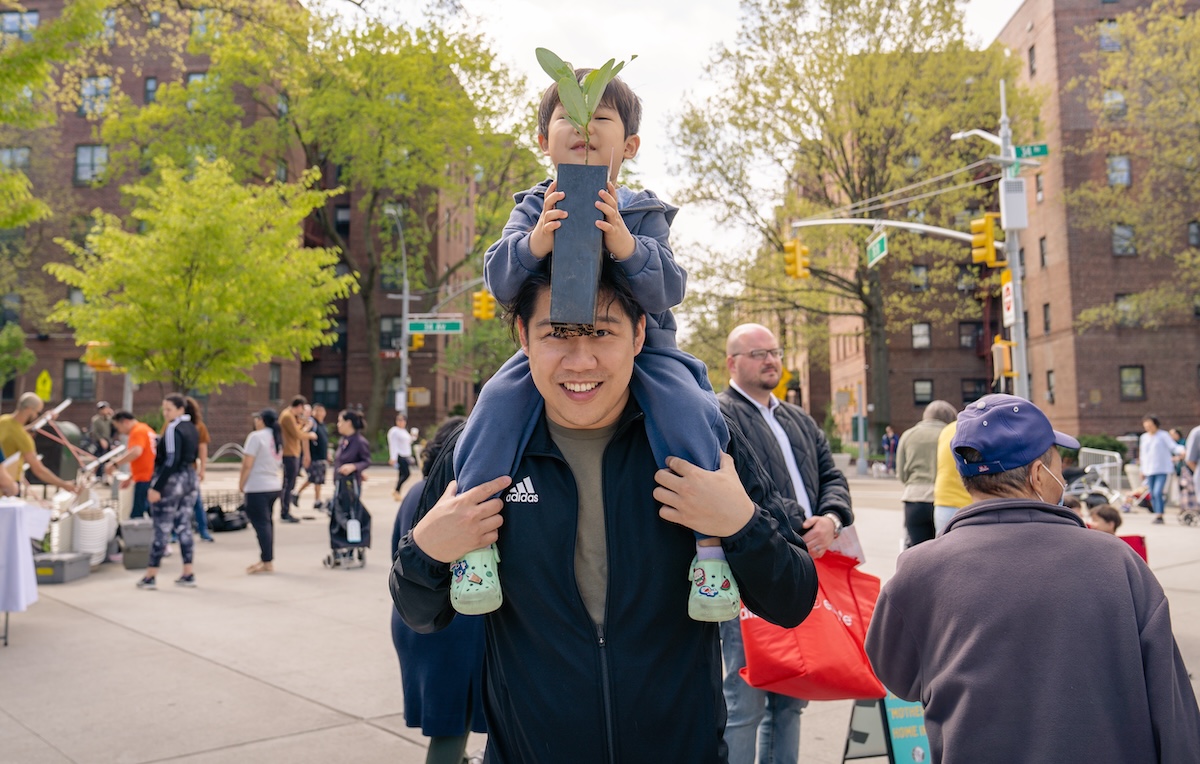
[550,163,608,328]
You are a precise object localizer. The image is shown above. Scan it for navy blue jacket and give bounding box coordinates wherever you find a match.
[390,403,817,764]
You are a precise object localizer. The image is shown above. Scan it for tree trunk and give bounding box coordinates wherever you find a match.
[362,268,385,442]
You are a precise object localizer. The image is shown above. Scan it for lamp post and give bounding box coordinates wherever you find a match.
[383,204,409,416]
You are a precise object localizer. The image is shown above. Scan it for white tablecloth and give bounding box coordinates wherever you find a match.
[0,499,52,613]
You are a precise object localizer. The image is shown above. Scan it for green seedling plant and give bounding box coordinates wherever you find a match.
[535,47,636,168]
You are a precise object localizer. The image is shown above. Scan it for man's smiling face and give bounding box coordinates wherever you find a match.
[519,287,645,431]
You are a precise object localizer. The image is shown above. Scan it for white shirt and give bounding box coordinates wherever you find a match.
[242,429,283,493]
[387,426,413,461]
[730,380,812,517]
[1139,429,1182,477]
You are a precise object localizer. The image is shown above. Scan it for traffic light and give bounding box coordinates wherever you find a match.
[410,333,425,351]
[472,289,496,320]
[783,239,811,279]
[991,334,1017,389]
[970,213,1003,267]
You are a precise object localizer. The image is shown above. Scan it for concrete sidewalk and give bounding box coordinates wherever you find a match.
[3,470,1200,763]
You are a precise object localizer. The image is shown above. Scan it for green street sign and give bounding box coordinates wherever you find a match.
[867,233,888,268]
[1015,143,1049,159]
[406,319,463,334]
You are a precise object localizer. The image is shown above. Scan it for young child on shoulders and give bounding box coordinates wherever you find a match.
[451,69,736,623]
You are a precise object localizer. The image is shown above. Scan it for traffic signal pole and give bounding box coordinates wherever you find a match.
[997,81,1030,401]
[384,205,410,416]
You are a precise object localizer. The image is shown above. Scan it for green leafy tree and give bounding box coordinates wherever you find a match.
[97,4,537,434]
[46,157,355,393]
[0,322,35,388]
[672,0,1036,430]
[1069,0,1200,329]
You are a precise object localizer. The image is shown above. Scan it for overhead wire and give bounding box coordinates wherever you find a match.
[802,159,996,220]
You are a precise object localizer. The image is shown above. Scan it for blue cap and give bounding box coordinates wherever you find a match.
[952,394,1080,477]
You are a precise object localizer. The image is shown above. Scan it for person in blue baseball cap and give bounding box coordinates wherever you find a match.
[866,394,1200,764]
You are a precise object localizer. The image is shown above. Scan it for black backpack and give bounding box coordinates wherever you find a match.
[207,504,249,532]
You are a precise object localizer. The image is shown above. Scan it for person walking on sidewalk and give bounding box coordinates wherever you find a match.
[866,395,1200,763]
[294,403,330,510]
[1139,415,1183,524]
[136,394,200,590]
[240,409,283,574]
[278,396,314,523]
[716,322,852,764]
[896,401,957,547]
[388,412,414,501]
[185,397,214,542]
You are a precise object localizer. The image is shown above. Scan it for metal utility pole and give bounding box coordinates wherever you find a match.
[384,204,410,416]
[997,81,1030,401]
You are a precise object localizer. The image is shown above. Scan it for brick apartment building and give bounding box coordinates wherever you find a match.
[1,2,475,446]
[808,0,1200,444]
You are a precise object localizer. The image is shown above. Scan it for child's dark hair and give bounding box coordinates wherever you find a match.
[1090,503,1122,530]
[537,69,642,139]
[1061,494,1082,510]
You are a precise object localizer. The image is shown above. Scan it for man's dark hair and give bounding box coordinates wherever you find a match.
[504,257,645,338]
[112,411,136,422]
[1090,503,1122,530]
[537,69,642,139]
[957,446,1055,495]
[422,415,467,478]
[1143,414,1160,428]
[291,395,307,407]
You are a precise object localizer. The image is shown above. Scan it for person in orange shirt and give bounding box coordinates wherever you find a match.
[113,411,157,519]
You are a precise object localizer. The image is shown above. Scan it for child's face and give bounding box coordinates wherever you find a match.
[1089,515,1118,534]
[539,102,640,182]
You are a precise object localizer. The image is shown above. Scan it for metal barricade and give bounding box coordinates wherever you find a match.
[1078,447,1122,491]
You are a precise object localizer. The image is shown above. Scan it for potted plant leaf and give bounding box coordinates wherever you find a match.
[535,47,635,329]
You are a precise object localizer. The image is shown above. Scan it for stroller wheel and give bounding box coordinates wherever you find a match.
[323,554,333,568]
[356,548,365,564]
[1182,512,1198,527]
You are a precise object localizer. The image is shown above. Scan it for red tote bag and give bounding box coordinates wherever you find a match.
[739,550,885,700]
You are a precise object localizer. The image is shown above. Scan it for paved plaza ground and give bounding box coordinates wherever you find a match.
[4,467,1200,763]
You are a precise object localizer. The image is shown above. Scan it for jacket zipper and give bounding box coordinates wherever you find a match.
[597,623,616,764]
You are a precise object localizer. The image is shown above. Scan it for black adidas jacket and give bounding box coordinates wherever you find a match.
[390,401,818,764]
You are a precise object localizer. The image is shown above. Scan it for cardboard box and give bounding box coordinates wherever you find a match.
[33,552,91,584]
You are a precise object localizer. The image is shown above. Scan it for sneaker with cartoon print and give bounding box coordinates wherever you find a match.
[449,544,503,615]
[687,556,740,622]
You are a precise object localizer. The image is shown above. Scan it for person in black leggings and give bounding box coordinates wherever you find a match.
[239,409,284,573]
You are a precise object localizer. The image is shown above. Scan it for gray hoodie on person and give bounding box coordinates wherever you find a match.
[865,498,1200,763]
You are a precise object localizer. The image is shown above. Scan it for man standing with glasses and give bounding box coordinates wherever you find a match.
[717,323,852,764]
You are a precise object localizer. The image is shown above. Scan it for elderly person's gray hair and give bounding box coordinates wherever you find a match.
[923,400,958,425]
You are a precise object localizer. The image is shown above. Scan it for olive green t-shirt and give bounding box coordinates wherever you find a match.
[548,419,617,628]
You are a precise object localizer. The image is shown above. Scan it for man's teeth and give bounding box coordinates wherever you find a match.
[564,382,599,393]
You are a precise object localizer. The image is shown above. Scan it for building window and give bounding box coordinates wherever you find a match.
[312,376,340,408]
[911,322,931,349]
[1023,311,1029,339]
[268,363,281,401]
[1098,20,1120,52]
[277,93,289,117]
[335,205,351,239]
[1,293,20,325]
[68,287,85,305]
[1188,220,1200,248]
[1039,236,1048,268]
[1046,370,1056,404]
[79,76,113,116]
[148,10,161,28]
[64,361,96,400]
[961,379,989,405]
[1018,247,1026,272]
[192,9,220,39]
[332,318,347,352]
[1119,365,1145,401]
[1043,303,1051,334]
[74,145,108,184]
[1028,45,1036,76]
[144,77,158,104]
[1116,293,1136,327]
[0,146,30,172]
[1107,155,1131,187]
[275,161,287,182]
[910,264,929,292]
[958,322,983,350]
[100,9,116,40]
[380,317,404,350]
[1112,224,1136,256]
[2,379,14,401]
[1103,90,1127,119]
[913,380,933,405]
[1035,173,1044,203]
[1,10,38,42]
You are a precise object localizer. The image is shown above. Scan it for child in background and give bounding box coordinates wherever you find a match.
[1088,503,1121,534]
[451,70,734,622]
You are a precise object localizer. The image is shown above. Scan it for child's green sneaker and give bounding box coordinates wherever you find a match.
[688,556,740,622]
[450,544,503,615]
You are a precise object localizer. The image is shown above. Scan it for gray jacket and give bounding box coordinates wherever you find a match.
[896,418,945,503]
[866,498,1200,763]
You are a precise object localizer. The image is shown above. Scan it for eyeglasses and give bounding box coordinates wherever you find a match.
[731,348,784,361]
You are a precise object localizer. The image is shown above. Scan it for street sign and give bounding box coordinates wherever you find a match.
[35,370,52,401]
[406,318,463,334]
[1015,143,1049,159]
[1001,279,1016,328]
[867,233,888,268]
[380,349,401,360]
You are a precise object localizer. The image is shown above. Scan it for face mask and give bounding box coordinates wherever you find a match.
[1034,467,1067,507]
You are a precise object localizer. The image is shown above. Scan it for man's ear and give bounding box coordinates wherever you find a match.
[518,317,530,353]
[632,314,646,356]
[623,134,640,160]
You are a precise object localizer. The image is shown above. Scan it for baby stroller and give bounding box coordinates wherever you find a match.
[323,473,370,569]
[1065,465,1122,509]
[1120,483,1153,514]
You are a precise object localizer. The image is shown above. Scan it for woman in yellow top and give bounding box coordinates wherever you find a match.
[933,419,974,534]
